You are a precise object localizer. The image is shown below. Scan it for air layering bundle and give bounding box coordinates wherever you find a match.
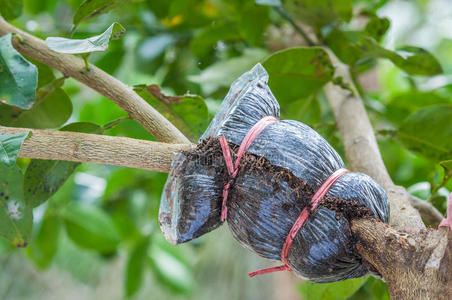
[159,64,390,283]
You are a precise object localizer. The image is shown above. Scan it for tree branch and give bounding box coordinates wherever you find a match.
[351,219,451,299]
[323,49,450,298]
[409,195,444,226]
[323,48,425,232]
[0,126,191,172]
[0,16,190,144]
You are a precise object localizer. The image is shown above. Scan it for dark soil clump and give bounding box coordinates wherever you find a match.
[321,197,376,222]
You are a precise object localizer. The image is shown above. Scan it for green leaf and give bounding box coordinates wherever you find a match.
[299,276,369,300]
[236,5,270,46]
[125,236,150,297]
[0,164,32,247]
[190,23,240,59]
[24,122,100,208]
[189,48,268,94]
[165,0,211,29]
[324,29,367,65]
[384,91,450,125]
[0,78,72,129]
[73,0,126,29]
[326,31,442,76]
[397,105,452,162]
[368,278,390,300]
[347,277,389,300]
[0,237,14,254]
[25,159,80,208]
[263,47,334,102]
[61,203,120,253]
[285,0,352,29]
[281,94,321,125]
[391,46,443,76]
[149,242,195,294]
[46,23,126,54]
[27,214,61,269]
[28,58,56,89]
[93,38,125,74]
[61,122,101,133]
[0,0,23,20]
[365,16,390,41]
[440,160,452,175]
[0,33,38,109]
[0,132,29,167]
[134,85,209,141]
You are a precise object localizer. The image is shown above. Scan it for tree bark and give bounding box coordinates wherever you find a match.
[0,126,191,172]
[352,220,451,299]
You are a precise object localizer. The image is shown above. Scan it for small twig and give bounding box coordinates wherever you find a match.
[408,194,444,225]
[349,67,365,99]
[0,126,192,172]
[12,33,24,43]
[81,53,91,71]
[273,7,315,46]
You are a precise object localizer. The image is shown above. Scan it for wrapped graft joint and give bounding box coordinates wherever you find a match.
[159,64,390,283]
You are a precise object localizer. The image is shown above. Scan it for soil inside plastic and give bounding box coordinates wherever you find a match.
[181,137,376,223]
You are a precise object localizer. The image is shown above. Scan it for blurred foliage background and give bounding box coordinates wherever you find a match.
[0,0,451,299]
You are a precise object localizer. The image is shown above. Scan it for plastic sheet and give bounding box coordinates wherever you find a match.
[159,64,390,282]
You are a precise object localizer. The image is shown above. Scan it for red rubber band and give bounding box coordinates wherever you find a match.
[248,265,291,277]
[249,168,349,277]
[219,116,278,222]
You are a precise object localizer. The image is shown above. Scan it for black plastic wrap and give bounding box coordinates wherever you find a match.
[159,64,390,283]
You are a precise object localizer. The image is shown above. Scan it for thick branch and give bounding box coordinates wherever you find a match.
[352,219,451,299]
[323,49,450,299]
[323,49,425,232]
[0,126,191,172]
[0,16,189,144]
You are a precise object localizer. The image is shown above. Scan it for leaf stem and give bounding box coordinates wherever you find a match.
[101,116,131,132]
[350,67,365,98]
[428,172,452,203]
[12,33,24,44]
[82,54,90,71]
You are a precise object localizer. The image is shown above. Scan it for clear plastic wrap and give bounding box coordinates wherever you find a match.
[159,64,390,283]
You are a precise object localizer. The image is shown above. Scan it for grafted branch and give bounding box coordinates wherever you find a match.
[0,16,189,144]
[0,126,191,172]
[323,48,425,232]
[323,49,450,299]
